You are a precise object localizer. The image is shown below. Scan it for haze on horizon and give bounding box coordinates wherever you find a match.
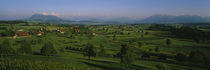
[0,0,210,20]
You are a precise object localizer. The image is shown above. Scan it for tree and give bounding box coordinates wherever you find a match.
[155,46,159,52]
[188,51,206,63]
[0,39,14,56]
[59,47,65,52]
[175,53,187,62]
[98,44,106,56]
[18,40,32,55]
[1,29,15,37]
[120,44,135,66]
[40,42,57,56]
[113,34,117,40]
[194,38,200,43]
[156,63,169,70]
[83,43,96,60]
[145,32,149,35]
[138,42,142,48]
[141,35,144,38]
[158,53,168,60]
[166,39,171,46]
[65,31,71,38]
[170,27,209,42]
[141,52,150,58]
[127,32,131,35]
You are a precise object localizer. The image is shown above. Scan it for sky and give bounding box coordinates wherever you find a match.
[0,0,210,20]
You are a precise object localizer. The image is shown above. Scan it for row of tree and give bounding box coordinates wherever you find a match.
[149,24,210,43]
[115,41,209,68]
[170,27,210,43]
[0,39,58,56]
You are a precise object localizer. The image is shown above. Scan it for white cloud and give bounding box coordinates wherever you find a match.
[41,12,59,16]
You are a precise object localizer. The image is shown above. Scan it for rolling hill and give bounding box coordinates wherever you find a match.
[26,14,73,24]
[140,15,210,23]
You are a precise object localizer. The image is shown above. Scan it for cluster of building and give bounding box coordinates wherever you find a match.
[12,26,99,39]
[13,28,44,39]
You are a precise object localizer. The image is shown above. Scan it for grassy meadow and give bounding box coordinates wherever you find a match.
[0,23,210,70]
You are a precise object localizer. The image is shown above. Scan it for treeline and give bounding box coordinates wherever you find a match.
[149,24,210,43]
[0,38,108,59]
[0,20,27,24]
[139,50,209,69]
[65,44,112,58]
[148,24,173,31]
[0,39,58,56]
[65,46,83,51]
[0,29,15,37]
[170,27,210,43]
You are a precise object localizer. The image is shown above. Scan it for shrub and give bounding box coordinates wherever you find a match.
[141,52,150,58]
[1,29,15,37]
[120,44,135,66]
[145,32,149,35]
[158,53,168,60]
[138,42,142,48]
[166,39,171,46]
[0,39,14,56]
[188,51,206,63]
[155,46,159,52]
[83,43,96,60]
[98,44,107,56]
[59,47,66,52]
[175,53,187,62]
[156,63,170,70]
[18,40,32,55]
[40,42,57,56]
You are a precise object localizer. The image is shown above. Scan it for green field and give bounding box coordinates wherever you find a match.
[0,23,210,70]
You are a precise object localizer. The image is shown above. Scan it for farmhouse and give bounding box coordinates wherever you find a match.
[15,32,29,36]
[92,32,96,35]
[17,29,24,32]
[60,30,65,34]
[13,32,30,39]
[75,29,80,32]
[37,31,44,36]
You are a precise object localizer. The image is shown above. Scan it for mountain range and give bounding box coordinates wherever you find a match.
[26,14,73,24]
[140,15,210,23]
[26,14,210,24]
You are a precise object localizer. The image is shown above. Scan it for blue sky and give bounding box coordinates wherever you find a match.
[0,0,210,20]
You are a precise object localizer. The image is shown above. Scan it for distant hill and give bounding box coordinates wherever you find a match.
[140,15,210,23]
[66,15,210,24]
[27,14,73,24]
[26,14,110,24]
[25,14,210,24]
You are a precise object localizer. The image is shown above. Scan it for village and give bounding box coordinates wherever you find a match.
[9,24,98,39]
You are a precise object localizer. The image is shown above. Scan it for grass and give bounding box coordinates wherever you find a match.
[0,24,210,70]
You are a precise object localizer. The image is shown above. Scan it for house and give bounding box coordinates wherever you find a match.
[37,31,44,36]
[15,32,29,37]
[56,29,60,32]
[30,30,38,35]
[92,32,96,35]
[17,29,24,32]
[13,32,30,38]
[60,31,65,34]
[75,29,80,32]
[70,27,74,29]
[40,28,43,31]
